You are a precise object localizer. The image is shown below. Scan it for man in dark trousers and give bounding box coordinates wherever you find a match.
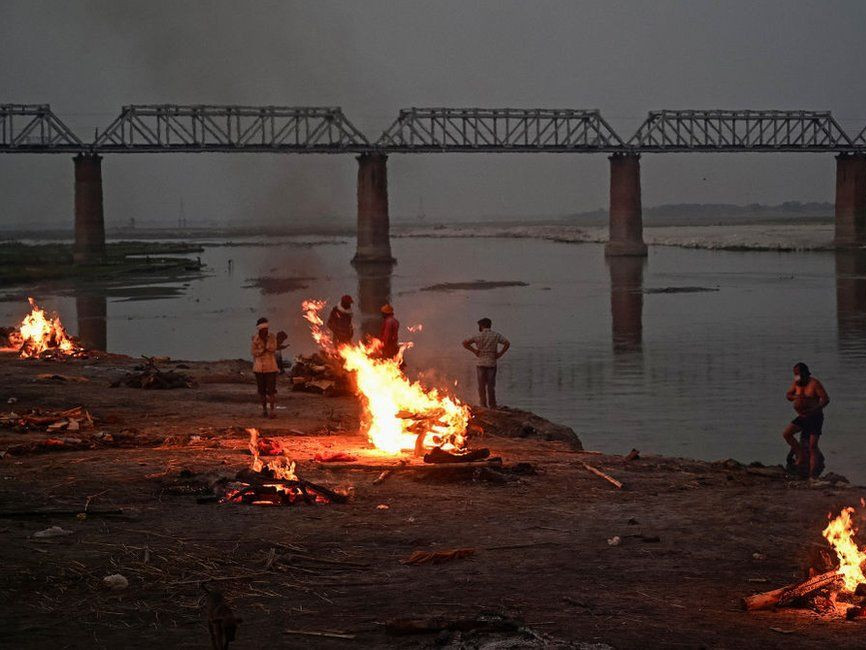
[326,294,354,346]
[251,317,279,418]
[379,303,400,359]
[463,317,510,409]
[782,361,830,479]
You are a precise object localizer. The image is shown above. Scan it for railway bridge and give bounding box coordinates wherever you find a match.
[2,103,865,263]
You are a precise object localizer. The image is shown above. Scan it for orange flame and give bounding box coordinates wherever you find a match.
[9,298,80,358]
[247,428,297,480]
[822,506,866,593]
[302,299,334,352]
[302,300,469,455]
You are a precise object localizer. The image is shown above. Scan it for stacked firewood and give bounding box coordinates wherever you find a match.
[112,356,196,389]
[0,406,94,433]
[290,352,351,396]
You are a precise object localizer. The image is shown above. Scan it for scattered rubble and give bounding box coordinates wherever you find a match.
[290,352,351,396]
[0,406,94,433]
[32,525,74,538]
[470,406,583,450]
[112,356,196,389]
[102,574,129,591]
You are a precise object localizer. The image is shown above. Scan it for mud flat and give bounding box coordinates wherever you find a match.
[0,241,205,288]
[0,354,861,649]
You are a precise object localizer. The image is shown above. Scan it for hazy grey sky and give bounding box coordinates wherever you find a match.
[2,0,865,227]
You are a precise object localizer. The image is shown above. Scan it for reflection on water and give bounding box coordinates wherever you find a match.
[4,237,866,482]
[75,294,107,351]
[355,260,394,338]
[608,256,644,353]
[836,251,866,353]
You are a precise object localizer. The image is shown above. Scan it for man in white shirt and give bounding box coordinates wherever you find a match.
[462,318,510,409]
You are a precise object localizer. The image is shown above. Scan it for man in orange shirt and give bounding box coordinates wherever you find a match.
[379,304,400,359]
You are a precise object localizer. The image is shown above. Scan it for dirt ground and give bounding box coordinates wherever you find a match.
[1,353,864,649]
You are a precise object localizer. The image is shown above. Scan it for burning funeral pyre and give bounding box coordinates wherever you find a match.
[744,503,866,618]
[4,298,85,359]
[219,428,348,506]
[301,299,472,456]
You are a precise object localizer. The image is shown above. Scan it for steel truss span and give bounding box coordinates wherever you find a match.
[93,105,369,153]
[629,110,853,152]
[2,103,866,154]
[0,104,85,152]
[852,124,866,149]
[376,108,625,152]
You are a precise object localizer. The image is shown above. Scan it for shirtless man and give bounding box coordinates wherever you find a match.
[782,362,830,479]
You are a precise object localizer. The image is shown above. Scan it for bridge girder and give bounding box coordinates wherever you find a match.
[0,104,85,152]
[92,105,369,153]
[852,124,866,149]
[628,110,854,152]
[376,108,625,152]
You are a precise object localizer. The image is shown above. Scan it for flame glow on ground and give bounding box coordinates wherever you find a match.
[9,298,79,358]
[822,506,866,593]
[302,299,469,455]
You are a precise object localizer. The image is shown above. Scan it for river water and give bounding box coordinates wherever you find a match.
[3,236,865,481]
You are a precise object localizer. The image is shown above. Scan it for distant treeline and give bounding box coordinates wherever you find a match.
[567,201,833,225]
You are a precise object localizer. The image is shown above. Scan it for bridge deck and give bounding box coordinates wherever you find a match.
[1,104,864,153]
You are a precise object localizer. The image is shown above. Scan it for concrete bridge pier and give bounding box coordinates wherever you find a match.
[73,153,106,264]
[605,153,647,257]
[835,153,866,249]
[353,153,395,264]
[355,260,395,338]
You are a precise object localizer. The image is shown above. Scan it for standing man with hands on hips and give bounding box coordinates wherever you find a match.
[463,317,510,409]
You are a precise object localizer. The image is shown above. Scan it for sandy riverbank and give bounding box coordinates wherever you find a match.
[0,353,863,649]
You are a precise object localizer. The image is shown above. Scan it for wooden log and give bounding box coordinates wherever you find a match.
[424,446,491,464]
[580,462,623,489]
[742,569,841,611]
[284,629,355,640]
[0,508,124,518]
[373,460,408,485]
[239,475,349,504]
[385,614,522,636]
[317,458,502,473]
[413,431,426,457]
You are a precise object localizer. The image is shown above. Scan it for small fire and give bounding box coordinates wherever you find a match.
[247,427,297,480]
[9,298,80,358]
[407,324,423,333]
[823,506,866,593]
[302,300,469,455]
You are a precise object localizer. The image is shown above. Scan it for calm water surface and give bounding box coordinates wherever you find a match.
[3,237,865,481]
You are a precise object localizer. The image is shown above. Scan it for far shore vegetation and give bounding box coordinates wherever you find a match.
[0,241,205,286]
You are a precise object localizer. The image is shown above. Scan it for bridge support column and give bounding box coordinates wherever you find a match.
[835,153,866,249]
[605,153,647,257]
[73,153,106,264]
[353,153,395,264]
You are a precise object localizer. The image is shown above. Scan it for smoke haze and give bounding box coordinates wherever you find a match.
[1,0,865,228]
